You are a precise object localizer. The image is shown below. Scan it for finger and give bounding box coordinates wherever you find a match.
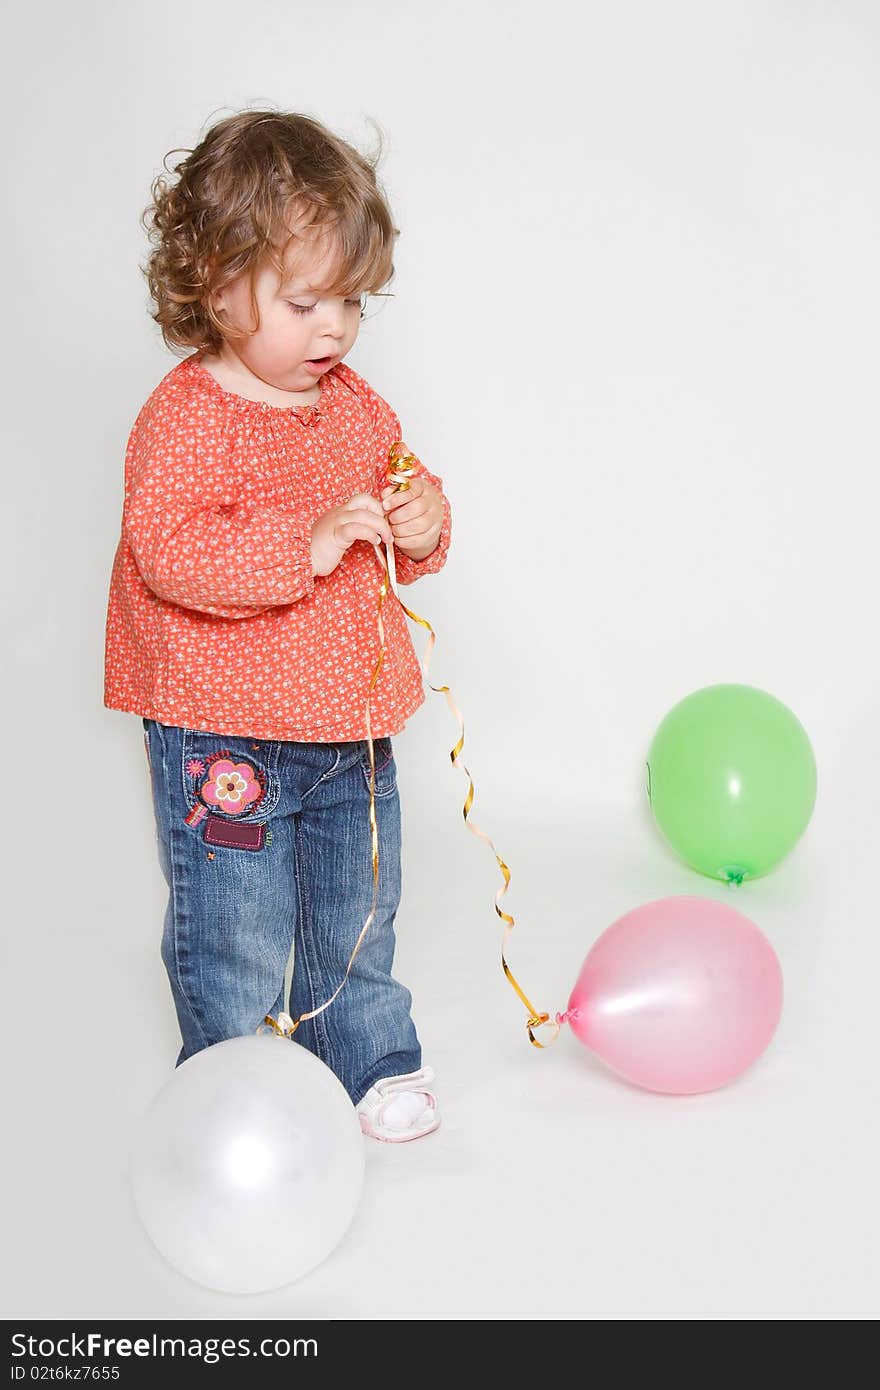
[337,523,393,548]
[344,493,385,519]
[388,498,430,526]
[390,518,434,540]
[385,484,428,518]
[338,513,393,544]
[382,477,425,511]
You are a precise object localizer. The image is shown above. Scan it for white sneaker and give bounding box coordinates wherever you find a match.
[356,1066,440,1143]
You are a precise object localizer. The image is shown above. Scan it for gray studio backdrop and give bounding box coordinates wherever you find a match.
[2,0,878,1320]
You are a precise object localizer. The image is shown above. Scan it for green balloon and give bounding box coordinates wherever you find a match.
[646,684,817,883]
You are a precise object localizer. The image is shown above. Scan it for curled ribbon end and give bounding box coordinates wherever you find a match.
[384,477,550,1057]
[258,1012,299,1038]
[386,441,418,492]
[526,1012,561,1049]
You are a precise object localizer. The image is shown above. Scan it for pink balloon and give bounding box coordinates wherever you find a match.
[565,896,783,1094]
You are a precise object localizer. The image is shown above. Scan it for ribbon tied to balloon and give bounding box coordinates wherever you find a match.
[260,440,556,1050]
[261,444,795,1095]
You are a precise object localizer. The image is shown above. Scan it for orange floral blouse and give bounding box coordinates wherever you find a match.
[104,353,452,742]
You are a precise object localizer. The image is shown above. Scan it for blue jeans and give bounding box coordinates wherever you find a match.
[142,719,421,1104]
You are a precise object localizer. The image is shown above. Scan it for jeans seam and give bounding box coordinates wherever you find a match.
[159,722,210,1054]
[360,766,397,797]
[292,812,333,1068]
[358,738,397,798]
[300,746,342,803]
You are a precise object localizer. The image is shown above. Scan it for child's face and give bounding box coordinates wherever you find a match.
[211,230,364,393]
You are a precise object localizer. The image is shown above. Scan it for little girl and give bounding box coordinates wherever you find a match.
[104,110,452,1143]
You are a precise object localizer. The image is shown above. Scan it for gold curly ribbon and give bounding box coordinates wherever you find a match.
[383,442,557,1049]
[260,440,558,1050]
[258,485,399,1043]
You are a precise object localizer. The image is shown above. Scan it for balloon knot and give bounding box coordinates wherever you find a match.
[556,1009,577,1027]
[258,1012,299,1038]
[526,1013,562,1048]
[722,866,746,887]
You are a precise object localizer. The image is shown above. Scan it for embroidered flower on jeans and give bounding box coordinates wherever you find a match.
[201,758,262,815]
[185,758,206,777]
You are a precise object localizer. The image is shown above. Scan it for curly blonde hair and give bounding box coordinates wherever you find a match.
[142,109,399,354]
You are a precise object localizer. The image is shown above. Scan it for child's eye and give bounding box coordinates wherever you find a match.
[287,297,366,316]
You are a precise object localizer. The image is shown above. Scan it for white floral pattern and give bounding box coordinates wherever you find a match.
[104,354,452,741]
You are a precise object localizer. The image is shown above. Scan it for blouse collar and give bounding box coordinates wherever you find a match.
[185,352,335,425]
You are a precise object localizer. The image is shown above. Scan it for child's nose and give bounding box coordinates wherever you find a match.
[319,300,349,337]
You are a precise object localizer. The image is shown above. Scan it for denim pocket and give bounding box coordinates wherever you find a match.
[359,736,397,798]
[180,728,282,824]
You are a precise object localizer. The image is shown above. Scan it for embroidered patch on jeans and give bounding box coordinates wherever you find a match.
[203,814,265,852]
[200,758,263,815]
[183,746,269,828]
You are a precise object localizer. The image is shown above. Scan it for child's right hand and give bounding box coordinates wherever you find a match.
[310,493,393,577]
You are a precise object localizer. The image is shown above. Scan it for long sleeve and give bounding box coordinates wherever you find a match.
[122,391,315,620]
[105,352,451,739]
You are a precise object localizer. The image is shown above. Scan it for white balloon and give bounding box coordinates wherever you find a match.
[130,1034,365,1293]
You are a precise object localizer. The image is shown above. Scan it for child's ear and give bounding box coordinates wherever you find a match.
[206,283,232,333]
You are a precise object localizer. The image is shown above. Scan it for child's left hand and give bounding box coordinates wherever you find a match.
[380,475,445,561]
